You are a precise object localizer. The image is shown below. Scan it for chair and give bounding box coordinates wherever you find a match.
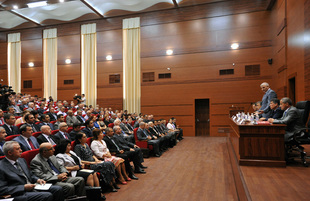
[286,101,310,166]
[0,156,5,160]
[16,123,24,129]
[50,120,57,124]
[35,121,41,125]
[21,149,40,167]
[32,131,42,138]
[133,128,153,152]
[108,123,114,128]
[5,134,20,141]
[86,137,93,147]
[51,129,59,135]
[71,141,75,151]
[67,126,73,134]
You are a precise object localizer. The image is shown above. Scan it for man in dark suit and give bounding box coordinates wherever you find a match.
[0,141,64,201]
[69,123,81,141]
[259,82,277,118]
[0,109,4,125]
[137,122,161,157]
[260,98,284,121]
[38,114,54,130]
[0,126,7,156]
[30,143,85,198]
[76,110,86,124]
[82,119,94,138]
[147,121,169,151]
[47,108,57,122]
[268,97,304,141]
[13,125,40,152]
[24,114,40,133]
[54,123,71,143]
[37,125,58,145]
[112,126,146,173]
[3,113,19,136]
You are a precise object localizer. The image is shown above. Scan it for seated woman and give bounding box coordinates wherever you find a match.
[15,110,30,125]
[74,132,119,192]
[91,115,106,132]
[91,129,130,184]
[55,139,106,199]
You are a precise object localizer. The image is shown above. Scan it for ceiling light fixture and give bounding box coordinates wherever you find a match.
[28,62,34,67]
[106,55,112,60]
[231,43,239,50]
[27,1,47,8]
[65,59,71,64]
[59,0,65,2]
[13,5,18,9]
[166,49,173,55]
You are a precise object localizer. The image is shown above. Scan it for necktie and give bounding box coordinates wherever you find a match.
[48,136,56,145]
[111,139,120,151]
[63,133,69,139]
[15,161,31,184]
[47,159,60,174]
[10,126,14,132]
[28,139,35,150]
[31,124,37,132]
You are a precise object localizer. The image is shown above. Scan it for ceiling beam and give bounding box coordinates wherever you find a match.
[80,0,104,18]
[172,0,179,8]
[9,10,41,26]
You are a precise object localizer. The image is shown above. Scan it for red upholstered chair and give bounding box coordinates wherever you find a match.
[0,156,5,160]
[71,141,75,151]
[51,129,59,135]
[131,121,135,126]
[80,126,85,130]
[67,127,73,134]
[32,131,42,138]
[21,149,40,167]
[15,116,21,120]
[43,111,49,114]
[50,120,56,125]
[16,123,24,129]
[133,128,153,151]
[35,121,41,125]
[108,123,114,128]
[82,114,87,117]
[86,137,93,147]
[5,134,20,141]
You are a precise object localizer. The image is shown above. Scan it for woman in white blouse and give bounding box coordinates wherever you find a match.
[91,129,130,184]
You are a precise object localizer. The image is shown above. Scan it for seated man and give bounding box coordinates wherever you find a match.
[37,125,58,145]
[0,141,64,201]
[69,123,81,141]
[24,114,40,133]
[54,123,71,142]
[54,114,65,130]
[259,98,284,121]
[47,108,57,122]
[13,125,40,152]
[30,143,85,198]
[3,113,19,136]
[82,119,94,138]
[137,122,161,157]
[39,114,55,130]
[268,97,304,141]
[76,110,86,124]
[0,126,7,156]
[114,119,134,143]
[148,121,169,152]
[66,110,79,127]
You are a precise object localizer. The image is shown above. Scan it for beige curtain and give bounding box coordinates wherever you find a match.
[43,28,58,100]
[123,17,141,113]
[8,33,21,93]
[81,23,97,107]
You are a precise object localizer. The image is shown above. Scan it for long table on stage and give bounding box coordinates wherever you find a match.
[228,118,286,167]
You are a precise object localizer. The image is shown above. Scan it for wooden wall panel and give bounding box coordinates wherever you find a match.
[305,0,310,100]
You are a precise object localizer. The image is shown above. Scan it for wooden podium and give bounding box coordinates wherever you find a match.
[228,118,286,167]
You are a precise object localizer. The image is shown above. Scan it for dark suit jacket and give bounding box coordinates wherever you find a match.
[137,128,148,141]
[36,134,58,145]
[120,123,131,134]
[48,112,57,122]
[3,124,20,136]
[54,131,71,143]
[0,146,4,156]
[82,127,93,138]
[148,127,160,137]
[13,135,40,152]
[113,134,134,151]
[0,157,38,196]
[103,135,122,153]
[38,122,55,130]
[265,107,284,120]
[25,123,40,133]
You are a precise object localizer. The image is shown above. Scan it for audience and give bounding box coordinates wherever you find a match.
[54,123,71,142]
[3,114,19,136]
[13,125,40,152]
[137,122,161,157]
[0,127,7,156]
[37,125,58,145]
[54,114,64,130]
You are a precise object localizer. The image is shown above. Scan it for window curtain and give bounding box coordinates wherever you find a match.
[43,28,57,100]
[123,17,141,113]
[81,23,97,107]
[8,33,21,93]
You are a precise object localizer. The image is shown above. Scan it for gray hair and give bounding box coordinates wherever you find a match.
[113,125,120,132]
[114,119,121,124]
[260,82,269,87]
[281,97,293,106]
[59,122,67,129]
[139,122,145,127]
[3,141,19,155]
[0,126,5,132]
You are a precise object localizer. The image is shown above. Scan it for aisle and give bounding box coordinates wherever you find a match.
[105,137,238,201]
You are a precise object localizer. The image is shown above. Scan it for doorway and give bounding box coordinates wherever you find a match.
[195,99,210,136]
[288,77,296,106]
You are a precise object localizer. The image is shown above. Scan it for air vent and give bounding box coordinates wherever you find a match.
[219,69,234,75]
[23,80,32,89]
[158,73,171,79]
[245,65,260,76]
[109,74,120,84]
[64,80,74,85]
[143,72,155,82]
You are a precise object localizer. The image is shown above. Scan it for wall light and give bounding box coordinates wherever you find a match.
[231,43,239,50]
[106,55,112,60]
[28,62,34,67]
[65,59,71,64]
[13,5,18,9]
[27,1,47,8]
[59,0,65,2]
[166,49,173,55]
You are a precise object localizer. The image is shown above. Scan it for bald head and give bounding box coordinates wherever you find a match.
[41,125,51,135]
[39,142,53,157]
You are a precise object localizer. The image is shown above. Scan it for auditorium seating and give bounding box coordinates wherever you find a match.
[5,134,20,141]
[21,149,40,167]
[32,131,42,138]
[133,128,153,152]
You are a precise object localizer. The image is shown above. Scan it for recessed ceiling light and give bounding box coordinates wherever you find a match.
[59,0,65,2]
[28,62,34,67]
[27,1,47,8]
[106,55,112,60]
[65,59,71,64]
[231,43,239,50]
[13,5,18,9]
[166,49,173,55]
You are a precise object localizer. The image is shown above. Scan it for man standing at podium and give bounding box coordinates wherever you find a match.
[259,82,277,118]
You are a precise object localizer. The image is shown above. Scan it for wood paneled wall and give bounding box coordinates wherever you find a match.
[0,0,307,136]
